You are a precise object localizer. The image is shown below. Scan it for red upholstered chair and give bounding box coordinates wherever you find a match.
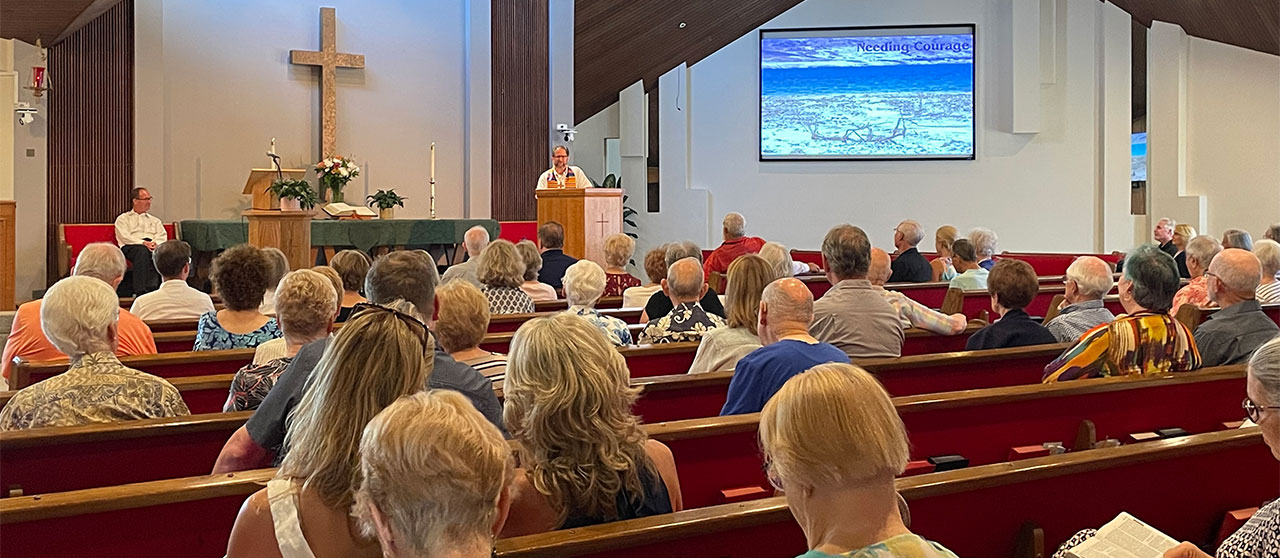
[57,223,178,278]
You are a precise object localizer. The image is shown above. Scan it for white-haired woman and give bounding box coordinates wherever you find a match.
[1254,239,1280,303]
[563,260,633,346]
[354,390,514,558]
[258,247,290,315]
[436,281,508,387]
[515,240,557,302]
[760,363,958,557]
[968,227,999,271]
[759,241,817,278]
[0,276,188,430]
[603,233,642,297]
[477,239,536,315]
[500,314,682,536]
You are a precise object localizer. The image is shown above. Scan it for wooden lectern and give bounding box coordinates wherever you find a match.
[243,168,312,271]
[535,188,624,266]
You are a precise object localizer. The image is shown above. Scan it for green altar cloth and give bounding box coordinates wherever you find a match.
[180,219,500,253]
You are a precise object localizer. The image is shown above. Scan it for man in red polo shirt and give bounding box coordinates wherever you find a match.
[704,212,766,280]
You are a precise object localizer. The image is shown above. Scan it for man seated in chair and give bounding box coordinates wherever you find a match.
[114,187,167,296]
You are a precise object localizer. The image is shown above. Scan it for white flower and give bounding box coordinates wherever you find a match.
[339,167,349,177]
[324,160,333,168]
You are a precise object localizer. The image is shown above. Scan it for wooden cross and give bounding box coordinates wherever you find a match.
[290,7,365,157]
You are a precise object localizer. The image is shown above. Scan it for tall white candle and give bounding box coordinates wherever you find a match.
[430,142,436,181]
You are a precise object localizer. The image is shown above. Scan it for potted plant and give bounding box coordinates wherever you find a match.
[268,179,319,211]
[315,155,360,203]
[366,189,407,220]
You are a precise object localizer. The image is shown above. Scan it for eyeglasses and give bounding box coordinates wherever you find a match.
[349,302,432,353]
[762,461,784,493]
[136,197,153,201]
[1243,397,1280,423]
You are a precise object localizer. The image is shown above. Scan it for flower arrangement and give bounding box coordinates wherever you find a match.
[315,156,360,203]
[268,179,319,210]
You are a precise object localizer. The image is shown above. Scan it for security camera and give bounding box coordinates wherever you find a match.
[15,103,37,126]
[556,123,576,143]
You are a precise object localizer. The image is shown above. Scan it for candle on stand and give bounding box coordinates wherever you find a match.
[270,137,276,154]
[429,142,437,219]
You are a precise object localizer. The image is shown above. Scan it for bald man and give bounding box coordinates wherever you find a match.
[441,225,491,287]
[720,278,850,415]
[1194,248,1280,367]
[638,258,726,344]
[869,248,967,335]
[703,212,766,280]
[1045,256,1116,342]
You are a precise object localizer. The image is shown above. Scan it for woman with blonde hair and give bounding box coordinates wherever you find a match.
[500,314,682,536]
[687,255,771,374]
[760,363,958,558]
[477,239,536,314]
[759,241,818,278]
[603,233,642,297]
[353,390,514,558]
[226,305,435,558]
[1173,224,1197,278]
[622,245,668,308]
[931,225,959,281]
[515,240,557,302]
[436,281,508,387]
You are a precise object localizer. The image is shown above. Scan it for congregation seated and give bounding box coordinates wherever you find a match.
[1193,248,1280,367]
[330,249,371,321]
[622,245,666,308]
[353,391,514,558]
[129,239,215,321]
[500,314,682,536]
[0,276,188,430]
[2,242,157,385]
[195,245,282,351]
[563,260,633,346]
[687,254,771,374]
[868,248,966,336]
[721,278,849,416]
[965,259,1057,350]
[437,281,508,387]
[114,186,166,296]
[889,219,932,283]
[1172,224,1197,278]
[535,221,577,292]
[225,306,434,558]
[759,240,819,277]
[1043,244,1200,382]
[252,265,342,367]
[1171,235,1222,315]
[947,239,988,291]
[931,225,959,281]
[969,227,999,271]
[514,239,556,302]
[759,363,959,558]
[638,257,725,344]
[1254,239,1280,303]
[257,247,290,315]
[811,224,903,358]
[441,225,490,287]
[1053,337,1280,558]
[225,270,339,412]
[703,212,766,280]
[1221,228,1254,251]
[642,240,726,321]
[1045,256,1116,342]
[213,251,504,473]
[603,233,642,296]
[477,239,536,315]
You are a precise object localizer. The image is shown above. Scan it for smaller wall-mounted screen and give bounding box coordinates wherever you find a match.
[760,25,975,161]
[1131,132,1147,182]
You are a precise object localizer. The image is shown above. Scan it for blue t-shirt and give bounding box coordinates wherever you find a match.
[720,339,850,416]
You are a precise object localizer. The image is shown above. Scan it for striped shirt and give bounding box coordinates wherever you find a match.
[1258,280,1280,304]
[1044,299,1115,343]
[875,286,964,335]
[1043,312,1200,382]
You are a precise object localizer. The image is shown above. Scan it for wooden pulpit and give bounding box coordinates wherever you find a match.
[535,188,624,266]
[243,168,306,210]
[243,210,313,271]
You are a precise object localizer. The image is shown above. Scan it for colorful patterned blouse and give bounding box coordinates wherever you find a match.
[638,302,726,345]
[1042,312,1200,382]
[0,352,189,430]
[193,311,282,351]
[566,305,633,346]
[1170,275,1213,316]
[223,357,293,412]
[604,272,642,297]
[796,534,959,558]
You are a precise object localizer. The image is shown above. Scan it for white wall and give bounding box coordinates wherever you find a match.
[134,0,491,221]
[1185,37,1280,239]
[11,40,49,302]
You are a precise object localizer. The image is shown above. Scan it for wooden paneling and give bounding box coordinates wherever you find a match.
[45,0,133,284]
[491,0,549,221]
[1107,0,1279,56]
[0,0,101,44]
[0,201,15,310]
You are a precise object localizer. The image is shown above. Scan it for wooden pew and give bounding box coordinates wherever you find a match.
[8,349,256,390]
[491,428,1270,558]
[1174,301,1280,330]
[999,251,1124,276]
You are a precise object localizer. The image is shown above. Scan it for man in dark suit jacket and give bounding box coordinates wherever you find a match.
[536,220,577,291]
[889,219,933,283]
[1155,217,1178,257]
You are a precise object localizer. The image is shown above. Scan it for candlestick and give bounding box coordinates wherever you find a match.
[430,142,437,219]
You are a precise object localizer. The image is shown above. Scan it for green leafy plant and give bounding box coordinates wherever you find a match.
[601,173,640,265]
[366,189,407,210]
[268,179,319,209]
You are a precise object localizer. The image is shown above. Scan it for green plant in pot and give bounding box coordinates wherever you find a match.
[366,189,407,220]
[268,179,319,211]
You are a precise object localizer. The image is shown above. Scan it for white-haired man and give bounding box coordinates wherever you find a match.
[889,220,932,283]
[1045,256,1116,342]
[1154,217,1178,257]
[1,243,158,387]
[0,276,188,430]
[721,278,849,415]
[704,212,766,280]
[638,258,725,344]
[1171,235,1223,315]
[1195,249,1280,367]
[441,225,491,287]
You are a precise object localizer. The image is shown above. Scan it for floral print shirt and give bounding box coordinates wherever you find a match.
[0,352,189,430]
[638,302,725,344]
[604,272,642,297]
[193,311,281,351]
[223,357,293,412]
[566,305,633,346]
[796,534,959,558]
[1171,275,1213,316]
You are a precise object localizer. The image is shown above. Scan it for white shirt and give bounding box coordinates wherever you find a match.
[622,284,662,309]
[253,338,289,365]
[115,210,168,246]
[129,279,216,321]
[535,165,593,190]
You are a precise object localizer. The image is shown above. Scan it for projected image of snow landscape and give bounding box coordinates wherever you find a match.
[760,29,975,160]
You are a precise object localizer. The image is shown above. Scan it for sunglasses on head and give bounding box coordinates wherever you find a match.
[349,302,431,352]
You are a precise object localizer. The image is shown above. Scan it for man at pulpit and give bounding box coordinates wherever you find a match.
[535,145,594,190]
[114,187,167,296]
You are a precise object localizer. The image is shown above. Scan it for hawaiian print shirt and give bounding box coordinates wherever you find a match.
[223,357,293,412]
[638,302,725,344]
[0,352,189,430]
[1170,275,1213,316]
[566,305,633,346]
